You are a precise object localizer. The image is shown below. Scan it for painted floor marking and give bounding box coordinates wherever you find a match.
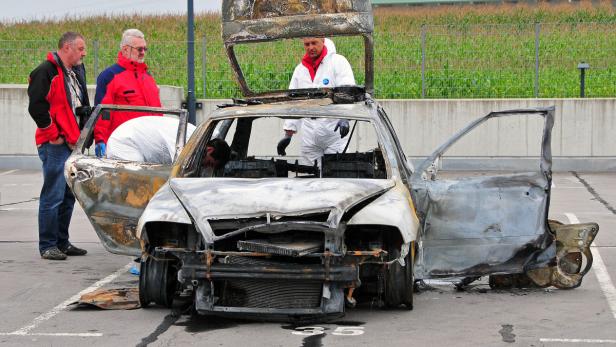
[565,213,616,320]
[0,169,19,176]
[540,338,616,344]
[3,262,132,337]
[0,332,103,337]
[0,207,39,211]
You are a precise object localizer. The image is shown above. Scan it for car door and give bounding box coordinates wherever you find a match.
[409,107,555,278]
[65,105,189,256]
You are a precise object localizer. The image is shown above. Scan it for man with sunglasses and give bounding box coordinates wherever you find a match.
[93,28,162,157]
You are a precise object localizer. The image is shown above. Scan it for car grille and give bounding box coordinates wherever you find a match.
[219,256,322,309]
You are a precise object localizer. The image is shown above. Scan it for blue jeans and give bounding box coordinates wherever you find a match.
[37,143,75,254]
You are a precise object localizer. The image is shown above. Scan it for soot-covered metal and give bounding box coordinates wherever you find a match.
[65,0,599,322]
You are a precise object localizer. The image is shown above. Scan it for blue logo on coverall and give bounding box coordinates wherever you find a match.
[323,78,330,85]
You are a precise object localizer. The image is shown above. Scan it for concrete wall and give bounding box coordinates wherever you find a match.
[196,98,616,171]
[2,84,615,171]
[378,99,616,171]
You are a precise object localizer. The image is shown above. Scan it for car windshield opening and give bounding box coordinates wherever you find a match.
[197,116,387,179]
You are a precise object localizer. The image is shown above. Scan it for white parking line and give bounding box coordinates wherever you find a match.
[0,332,103,337]
[540,338,616,344]
[0,208,39,211]
[565,213,616,320]
[4,262,132,336]
[0,169,19,176]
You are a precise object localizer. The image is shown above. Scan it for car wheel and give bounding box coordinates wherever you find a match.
[139,256,177,308]
[385,246,414,310]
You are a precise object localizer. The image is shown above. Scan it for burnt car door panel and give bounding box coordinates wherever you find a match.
[410,108,556,278]
[65,105,188,256]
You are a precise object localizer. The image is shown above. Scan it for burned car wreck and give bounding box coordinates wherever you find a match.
[64,0,598,321]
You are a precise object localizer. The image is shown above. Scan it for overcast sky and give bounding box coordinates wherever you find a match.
[1,0,222,23]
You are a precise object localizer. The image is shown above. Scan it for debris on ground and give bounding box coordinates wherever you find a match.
[76,287,140,310]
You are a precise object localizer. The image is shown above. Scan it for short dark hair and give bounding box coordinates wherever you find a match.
[58,32,84,49]
[206,138,231,167]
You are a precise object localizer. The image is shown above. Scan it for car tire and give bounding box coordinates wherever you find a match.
[139,256,177,308]
[385,246,414,310]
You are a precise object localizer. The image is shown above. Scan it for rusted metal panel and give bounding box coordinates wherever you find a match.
[411,108,557,278]
[179,262,358,282]
[222,0,373,43]
[67,158,170,256]
[221,0,374,97]
[526,220,599,289]
[223,0,364,21]
[77,288,140,310]
[65,105,188,256]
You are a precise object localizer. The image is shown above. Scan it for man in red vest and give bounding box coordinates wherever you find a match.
[93,28,162,157]
[28,32,90,260]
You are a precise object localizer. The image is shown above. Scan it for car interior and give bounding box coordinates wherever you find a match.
[189,116,388,179]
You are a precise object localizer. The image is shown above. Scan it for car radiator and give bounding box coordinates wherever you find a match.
[220,256,322,309]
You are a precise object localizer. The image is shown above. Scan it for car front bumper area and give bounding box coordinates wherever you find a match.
[164,248,360,319]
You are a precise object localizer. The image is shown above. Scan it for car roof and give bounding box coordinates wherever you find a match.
[209,97,375,121]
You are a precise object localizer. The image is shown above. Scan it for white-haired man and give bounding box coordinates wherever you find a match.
[93,28,162,157]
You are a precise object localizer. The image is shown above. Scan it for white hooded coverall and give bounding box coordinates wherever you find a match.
[106,116,196,164]
[283,39,356,166]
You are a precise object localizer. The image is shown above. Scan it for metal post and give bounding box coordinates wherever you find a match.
[93,40,99,78]
[186,0,196,124]
[421,25,426,99]
[578,62,589,98]
[202,36,207,98]
[534,23,540,98]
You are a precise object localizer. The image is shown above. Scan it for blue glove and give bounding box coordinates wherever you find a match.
[95,142,106,158]
[334,119,350,138]
[277,135,292,156]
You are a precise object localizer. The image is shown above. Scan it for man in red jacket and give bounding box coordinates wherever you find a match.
[93,28,162,157]
[28,32,90,260]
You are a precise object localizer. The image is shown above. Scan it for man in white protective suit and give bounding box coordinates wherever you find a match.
[106,116,196,164]
[277,37,356,166]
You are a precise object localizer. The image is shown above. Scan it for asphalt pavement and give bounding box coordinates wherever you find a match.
[0,169,615,347]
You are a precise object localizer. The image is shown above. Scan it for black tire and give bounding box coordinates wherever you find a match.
[139,256,177,308]
[385,247,414,310]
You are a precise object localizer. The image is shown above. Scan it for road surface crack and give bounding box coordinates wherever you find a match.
[571,172,616,215]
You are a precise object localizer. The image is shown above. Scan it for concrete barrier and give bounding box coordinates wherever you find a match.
[1,84,614,171]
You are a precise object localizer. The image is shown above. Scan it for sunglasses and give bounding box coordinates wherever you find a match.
[127,45,148,53]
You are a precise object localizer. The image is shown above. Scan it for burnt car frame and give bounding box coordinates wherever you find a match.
[65,0,598,320]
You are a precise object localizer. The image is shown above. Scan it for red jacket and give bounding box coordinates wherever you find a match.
[93,52,162,143]
[28,52,90,146]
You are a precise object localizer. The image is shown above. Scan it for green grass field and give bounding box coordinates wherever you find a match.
[1,2,615,99]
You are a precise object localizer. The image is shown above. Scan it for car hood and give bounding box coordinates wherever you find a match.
[168,177,394,242]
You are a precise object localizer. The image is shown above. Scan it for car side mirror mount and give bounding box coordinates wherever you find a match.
[423,155,441,181]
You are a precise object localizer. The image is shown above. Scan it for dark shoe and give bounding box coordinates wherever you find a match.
[41,247,67,260]
[60,244,87,256]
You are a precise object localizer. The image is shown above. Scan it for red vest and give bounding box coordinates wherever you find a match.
[93,52,161,143]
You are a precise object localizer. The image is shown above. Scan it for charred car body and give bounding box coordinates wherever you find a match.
[65,0,598,320]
